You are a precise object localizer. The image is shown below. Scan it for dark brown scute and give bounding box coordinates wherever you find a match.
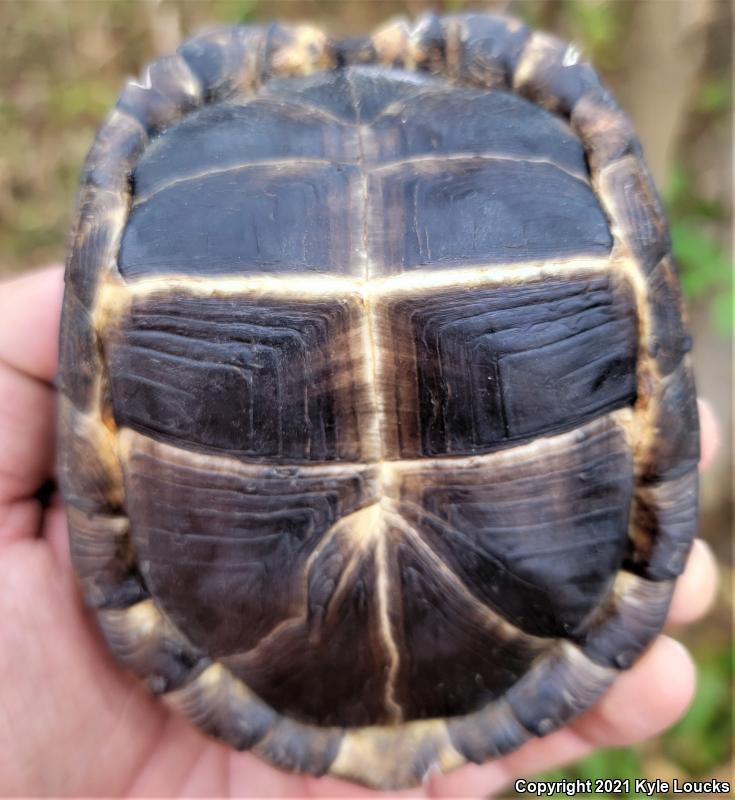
[391,416,633,639]
[121,432,376,632]
[121,162,361,277]
[130,99,356,199]
[365,84,588,170]
[370,158,611,271]
[57,292,99,410]
[518,46,602,116]
[505,645,612,736]
[600,156,671,274]
[448,13,531,88]
[641,362,700,483]
[82,111,147,194]
[178,27,264,101]
[57,401,121,514]
[446,699,529,763]
[573,576,674,668]
[255,718,341,776]
[67,506,147,609]
[105,292,370,461]
[647,256,692,374]
[121,67,609,281]
[380,274,637,457]
[627,468,699,580]
[386,534,549,719]
[225,547,394,727]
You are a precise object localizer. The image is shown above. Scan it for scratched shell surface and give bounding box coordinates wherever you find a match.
[58,15,699,790]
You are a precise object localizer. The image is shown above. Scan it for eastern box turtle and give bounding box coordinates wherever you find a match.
[58,12,699,790]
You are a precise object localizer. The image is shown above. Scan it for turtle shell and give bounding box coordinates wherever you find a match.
[58,13,699,790]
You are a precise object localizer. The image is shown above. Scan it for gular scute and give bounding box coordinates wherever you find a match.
[59,19,699,788]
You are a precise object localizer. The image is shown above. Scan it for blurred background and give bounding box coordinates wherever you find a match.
[0,0,731,795]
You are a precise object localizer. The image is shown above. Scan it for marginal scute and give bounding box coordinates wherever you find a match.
[166,664,278,750]
[116,53,203,136]
[409,13,446,73]
[82,109,148,193]
[450,13,530,89]
[97,599,208,694]
[639,360,699,482]
[571,89,639,173]
[647,256,691,374]
[445,698,530,763]
[371,18,411,68]
[66,185,127,308]
[254,717,342,777]
[513,31,602,115]
[330,720,464,789]
[628,468,698,580]
[265,23,334,78]
[573,572,675,668]
[598,154,671,273]
[57,395,123,514]
[505,641,616,736]
[178,26,264,101]
[67,505,146,609]
[146,54,203,109]
[57,292,99,409]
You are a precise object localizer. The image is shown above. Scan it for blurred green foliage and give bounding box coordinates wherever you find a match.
[562,0,629,69]
[666,168,733,336]
[663,641,734,774]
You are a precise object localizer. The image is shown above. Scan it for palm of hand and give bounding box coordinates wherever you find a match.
[0,268,718,798]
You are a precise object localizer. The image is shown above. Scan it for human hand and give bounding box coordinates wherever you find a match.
[0,265,719,798]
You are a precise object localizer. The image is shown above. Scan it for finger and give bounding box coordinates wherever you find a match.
[40,497,72,572]
[427,636,694,798]
[570,636,695,746]
[666,539,718,626]
[697,398,719,471]
[0,360,54,491]
[0,265,64,385]
[0,540,169,796]
[0,267,64,543]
